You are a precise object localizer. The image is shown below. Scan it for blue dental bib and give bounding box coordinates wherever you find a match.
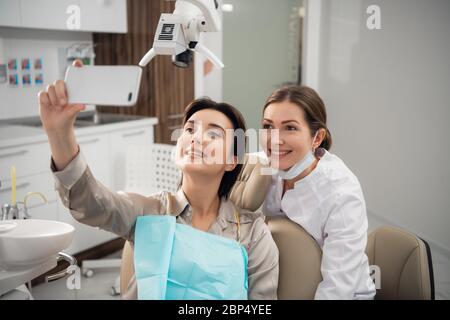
[134,215,248,300]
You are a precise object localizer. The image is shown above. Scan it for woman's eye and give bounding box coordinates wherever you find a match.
[262,124,273,129]
[185,127,194,133]
[286,125,298,131]
[207,130,222,139]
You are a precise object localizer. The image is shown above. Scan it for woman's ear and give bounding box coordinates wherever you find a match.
[313,128,326,149]
[224,155,238,172]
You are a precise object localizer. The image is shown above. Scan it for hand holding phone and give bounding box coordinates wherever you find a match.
[38,60,143,170]
[38,59,86,170]
[38,60,85,134]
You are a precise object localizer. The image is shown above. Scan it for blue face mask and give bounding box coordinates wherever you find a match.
[278,132,318,180]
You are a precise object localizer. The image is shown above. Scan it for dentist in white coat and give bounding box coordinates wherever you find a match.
[260,85,376,300]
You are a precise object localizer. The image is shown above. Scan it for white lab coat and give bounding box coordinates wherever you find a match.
[262,149,376,300]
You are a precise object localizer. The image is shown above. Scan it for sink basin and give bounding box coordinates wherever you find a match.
[0,219,74,270]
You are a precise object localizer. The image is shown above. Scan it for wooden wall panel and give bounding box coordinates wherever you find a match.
[93,0,194,144]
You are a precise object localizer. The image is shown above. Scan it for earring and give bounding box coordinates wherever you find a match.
[315,147,325,158]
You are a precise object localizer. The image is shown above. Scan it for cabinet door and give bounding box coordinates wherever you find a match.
[0,141,51,182]
[0,172,58,220]
[57,198,117,255]
[20,0,81,31]
[109,126,154,191]
[56,132,118,254]
[0,172,56,206]
[27,201,58,221]
[79,0,127,33]
[0,0,21,27]
[77,133,111,188]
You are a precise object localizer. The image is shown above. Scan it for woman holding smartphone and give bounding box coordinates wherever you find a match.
[37,60,279,300]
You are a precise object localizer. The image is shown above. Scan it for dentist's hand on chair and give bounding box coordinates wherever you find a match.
[38,59,85,171]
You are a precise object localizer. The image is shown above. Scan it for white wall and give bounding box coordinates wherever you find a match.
[303,0,450,256]
[223,0,303,134]
[0,27,93,120]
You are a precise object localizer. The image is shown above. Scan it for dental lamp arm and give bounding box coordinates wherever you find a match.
[138,48,156,67]
[194,42,224,69]
[138,44,224,69]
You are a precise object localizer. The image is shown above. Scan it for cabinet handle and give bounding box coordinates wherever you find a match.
[0,182,30,193]
[0,150,28,159]
[79,138,99,145]
[122,130,145,138]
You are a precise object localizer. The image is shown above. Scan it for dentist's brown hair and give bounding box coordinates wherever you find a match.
[263,85,333,150]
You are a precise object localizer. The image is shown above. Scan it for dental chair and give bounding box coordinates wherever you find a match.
[365,226,435,300]
[119,153,435,300]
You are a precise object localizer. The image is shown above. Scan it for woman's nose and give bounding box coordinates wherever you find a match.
[269,129,284,145]
[190,129,202,145]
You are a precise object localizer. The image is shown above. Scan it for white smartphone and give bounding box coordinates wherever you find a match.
[64,65,142,107]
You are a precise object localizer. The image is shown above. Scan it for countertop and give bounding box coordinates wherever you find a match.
[0,114,158,149]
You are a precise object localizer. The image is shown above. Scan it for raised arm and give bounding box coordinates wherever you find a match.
[38,60,164,241]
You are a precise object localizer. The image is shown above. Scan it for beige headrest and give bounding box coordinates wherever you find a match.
[365,226,434,300]
[229,153,271,211]
[268,217,322,299]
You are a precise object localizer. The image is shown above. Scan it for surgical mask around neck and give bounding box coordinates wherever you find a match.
[278,132,318,180]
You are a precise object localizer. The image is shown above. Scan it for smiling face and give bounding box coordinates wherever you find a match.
[175,108,237,177]
[261,101,316,171]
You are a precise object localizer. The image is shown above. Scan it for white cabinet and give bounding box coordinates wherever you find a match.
[109,126,154,191]
[28,201,58,221]
[0,0,127,33]
[0,142,51,181]
[57,197,117,255]
[0,140,57,221]
[0,0,21,27]
[57,131,112,254]
[20,0,80,31]
[0,143,58,221]
[0,172,56,211]
[57,131,116,254]
[57,119,156,254]
[79,0,127,33]
[0,118,157,255]
[77,133,110,188]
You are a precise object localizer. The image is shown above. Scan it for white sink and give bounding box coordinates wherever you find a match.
[0,219,74,270]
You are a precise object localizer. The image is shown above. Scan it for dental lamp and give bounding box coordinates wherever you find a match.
[138,0,224,69]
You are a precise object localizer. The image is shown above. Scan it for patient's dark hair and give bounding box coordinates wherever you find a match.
[181,98,247,199]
